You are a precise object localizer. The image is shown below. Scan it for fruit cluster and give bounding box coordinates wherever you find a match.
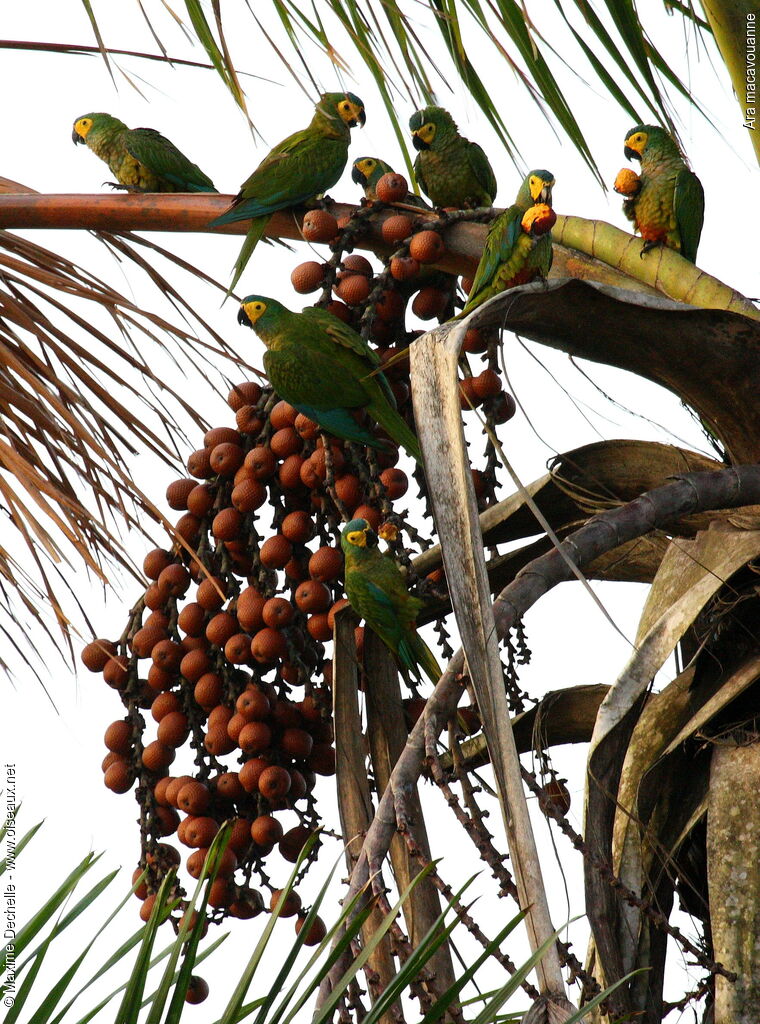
[81,179,517,946]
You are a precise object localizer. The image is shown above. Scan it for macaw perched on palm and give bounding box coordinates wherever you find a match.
[619,124,704,263]
[409,106,497,209]
[211,92,366,294]
[237,297,422,464]
[351,156,428,207]
[341,518,441,686]
[459,170,555,317]
[72,113,216,192]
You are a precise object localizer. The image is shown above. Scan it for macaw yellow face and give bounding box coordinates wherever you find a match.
[412,121,436,150]
[337,97,366,128]
[239,299,267,327]
[529,174,555,203]
[345,524,369,547]
[624,129,648,159]
[354,158,377,179]
[72,116,94,143]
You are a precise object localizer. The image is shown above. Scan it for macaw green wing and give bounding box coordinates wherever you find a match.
[466,141,497,204]
[362,578,414,638]
[300,307,397,411]
[412,154,428,203]
[294,404,390,450]
[673,168,705,264]
[467,206,523,300]
[300,307,381,365]
[124,128,216,192]
[212,131,347,226]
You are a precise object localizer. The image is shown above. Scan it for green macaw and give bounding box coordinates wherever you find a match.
[409,106,497,209]
[351,156,428,207]
[459,170,555,317]
[211,92,366,294]
[621,124,704,263]
[71,113,217,192]
[341,518,441,686]
[237,297,422,464]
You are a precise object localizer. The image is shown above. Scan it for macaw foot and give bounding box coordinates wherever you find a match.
[639,239,663,259]
[104,181,147,193]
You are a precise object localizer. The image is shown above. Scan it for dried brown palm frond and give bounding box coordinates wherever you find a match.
[0,214,254,677]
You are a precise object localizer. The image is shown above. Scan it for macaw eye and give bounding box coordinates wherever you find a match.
[347,531,364,545]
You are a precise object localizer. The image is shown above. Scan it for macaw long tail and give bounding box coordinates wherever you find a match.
[225,215,268,299]
[405,631,442,685]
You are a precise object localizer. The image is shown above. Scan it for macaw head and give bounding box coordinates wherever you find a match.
[319,92,366,128]
[341,518,379,552]
[526,170,555,205]
[623,125,652,161]
[72,112,117,144]
[238,295,284,330]
[351,156,393,189]
[624,124,683,163]
[409,106,456,151]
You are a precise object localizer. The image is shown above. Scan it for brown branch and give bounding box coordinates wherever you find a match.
[317,465,760,1009]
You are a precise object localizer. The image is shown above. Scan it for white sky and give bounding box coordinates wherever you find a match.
[2,0,758,1019]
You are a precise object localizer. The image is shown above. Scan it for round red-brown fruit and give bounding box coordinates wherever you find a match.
[270,427,301,459]
[194,672,222,710]
[306,613,332,642]
[212,507,242,542]
[270,400,298,430]
[325,300,351,324]
[251,627,287,664]
[412,285,449,320]
[104,719,132,754]
[210,442,244,477]
[294,413,319,441]
[260,535,293,569]
[291,260,326,294]
[103,654,129,689]
[471,469,487,499]
[390,255,420,282]
[492,391,517,424]
[239,757,270,793]
[166,477,196,511]
[335,274,371,307]
[158,563,191,598]
[279,825,312,863]
[142,741,175,773]
[327,598,350,631]
[375,172,409,203]
[537,778,572,816]
[458,376,480,410]
[380,467,408,500]
[177,781,210,815]
[295,580,331,614]
[196,576,226,612]
[309,743,336,776]
[409,229,445,264]
[245,445,277,480]
[185,484,213,521]
[281,510,314,545]
[131,625,166,659]
[380,214,413,245]
[471,369,502,399]
[374,289,405,323]
[238,720,273,755]
[310,444,345,480]
[236,405,264,435]
[236,687,271,721]
[281,728,314,760]
[104,760,134,794]
[225,632,253,665]
[185,976,210,1005]
[151,639,183,672]
[258,765,292,801]
[205,427,241,448]
[302,209,338,243]
[342,253,373,276]
[236,587,266,633]
[186,448,213,479]
[230,891,264,919]
[81,638,117,673]
[296,914,327,946]
[157,711,190,747]
[252,814,284,847]
[184,816,219,849]
[143,548,172,581]
[262,597,294,629]
[227,381,262,411]
[204,726,235,757]
[205,611,238,647]
[462,327,488,353]
[309,546,343,582]
[269,888,301,917]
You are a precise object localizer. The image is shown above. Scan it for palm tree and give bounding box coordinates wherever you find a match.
[3,3,759,1022]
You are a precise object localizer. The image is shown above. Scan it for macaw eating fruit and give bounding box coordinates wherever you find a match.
[211,92,366,294]
[72,112,217,192]
[459,170,555,317]
[351,156,428,207]
[620,124,704,263]
[409,106,497,209]
[341,518,441,687]
[237,296,422,464]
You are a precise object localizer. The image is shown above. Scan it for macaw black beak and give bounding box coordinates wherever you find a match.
[365,528,379,548]
[237,307,252,327]
[624,145,640,161]
[358,109,366,127]
[412,133,428,152]
[72,130,84,145]
[351,165,366,186]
